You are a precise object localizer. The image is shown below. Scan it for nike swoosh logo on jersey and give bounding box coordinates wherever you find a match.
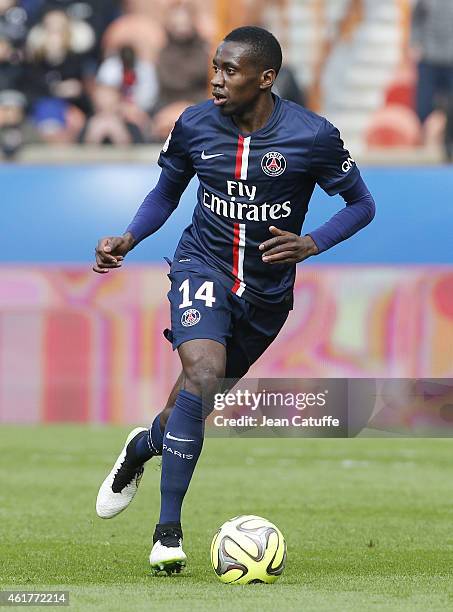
[201,151,224,160]
[166,432,195,442]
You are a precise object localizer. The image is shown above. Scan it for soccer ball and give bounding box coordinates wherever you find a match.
[210,515,286,584]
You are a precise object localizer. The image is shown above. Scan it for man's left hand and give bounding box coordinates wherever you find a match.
[259,226,319,265]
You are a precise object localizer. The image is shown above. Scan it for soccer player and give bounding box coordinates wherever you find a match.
[93,26,375,574]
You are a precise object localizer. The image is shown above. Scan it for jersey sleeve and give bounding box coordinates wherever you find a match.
[158,113,195,182]
[309,118,360,196]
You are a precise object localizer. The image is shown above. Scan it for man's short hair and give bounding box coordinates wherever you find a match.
[224,26,282,75]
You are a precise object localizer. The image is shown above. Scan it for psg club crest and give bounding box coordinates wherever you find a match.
[261,151,286,177]
[181,308,201,327]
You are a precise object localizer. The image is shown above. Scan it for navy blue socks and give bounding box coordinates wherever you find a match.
[132,390,205,525]
[149,415,165,455]
[134,414,164,462]
[159,390,204,524]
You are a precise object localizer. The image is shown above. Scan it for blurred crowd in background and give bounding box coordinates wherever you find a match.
[411,0,453,160]
[0,0,306,159]
[1,0,453,160]
[0,0,220,156]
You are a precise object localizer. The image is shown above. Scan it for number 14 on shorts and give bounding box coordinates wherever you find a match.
[178,279,216,309]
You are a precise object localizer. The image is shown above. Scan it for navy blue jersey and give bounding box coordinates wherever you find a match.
[158,95,360,311]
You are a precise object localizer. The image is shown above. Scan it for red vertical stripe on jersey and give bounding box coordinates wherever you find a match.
[235,135,244,179]
[232,279,241,293]
[232,223,241,292]
[232,222,240,278]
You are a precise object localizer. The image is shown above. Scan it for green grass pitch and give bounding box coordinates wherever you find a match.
[1,425,453,611]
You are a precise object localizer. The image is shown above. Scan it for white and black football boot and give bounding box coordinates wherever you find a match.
[96,427,148,519]
[149,523,187,575]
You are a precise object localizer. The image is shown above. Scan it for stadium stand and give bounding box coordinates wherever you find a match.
[384,62,416,109]
[365,103,421,148]
[0,0,452,161]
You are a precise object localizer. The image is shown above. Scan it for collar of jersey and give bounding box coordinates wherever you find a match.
[219,93,283,138]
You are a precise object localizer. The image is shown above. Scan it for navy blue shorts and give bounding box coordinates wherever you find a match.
[164,260,289,379]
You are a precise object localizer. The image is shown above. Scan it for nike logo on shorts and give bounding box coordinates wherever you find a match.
[201,151,224,160]
[166,432,195,442]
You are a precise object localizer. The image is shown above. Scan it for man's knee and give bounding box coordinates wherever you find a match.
[178,340,226,397]
[183,357,225,397]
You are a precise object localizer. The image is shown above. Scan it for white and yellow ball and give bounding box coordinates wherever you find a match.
[210,515,286,584]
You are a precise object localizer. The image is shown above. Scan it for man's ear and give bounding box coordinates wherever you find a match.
[260,68,276,91]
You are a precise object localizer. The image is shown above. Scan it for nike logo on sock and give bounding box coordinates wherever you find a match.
[166,432,195,442]
[201,151,224,160]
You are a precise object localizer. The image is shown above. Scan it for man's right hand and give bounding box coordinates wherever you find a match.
[93,232,135,274]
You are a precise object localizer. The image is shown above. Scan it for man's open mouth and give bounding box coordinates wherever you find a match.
[212,92,227,106]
